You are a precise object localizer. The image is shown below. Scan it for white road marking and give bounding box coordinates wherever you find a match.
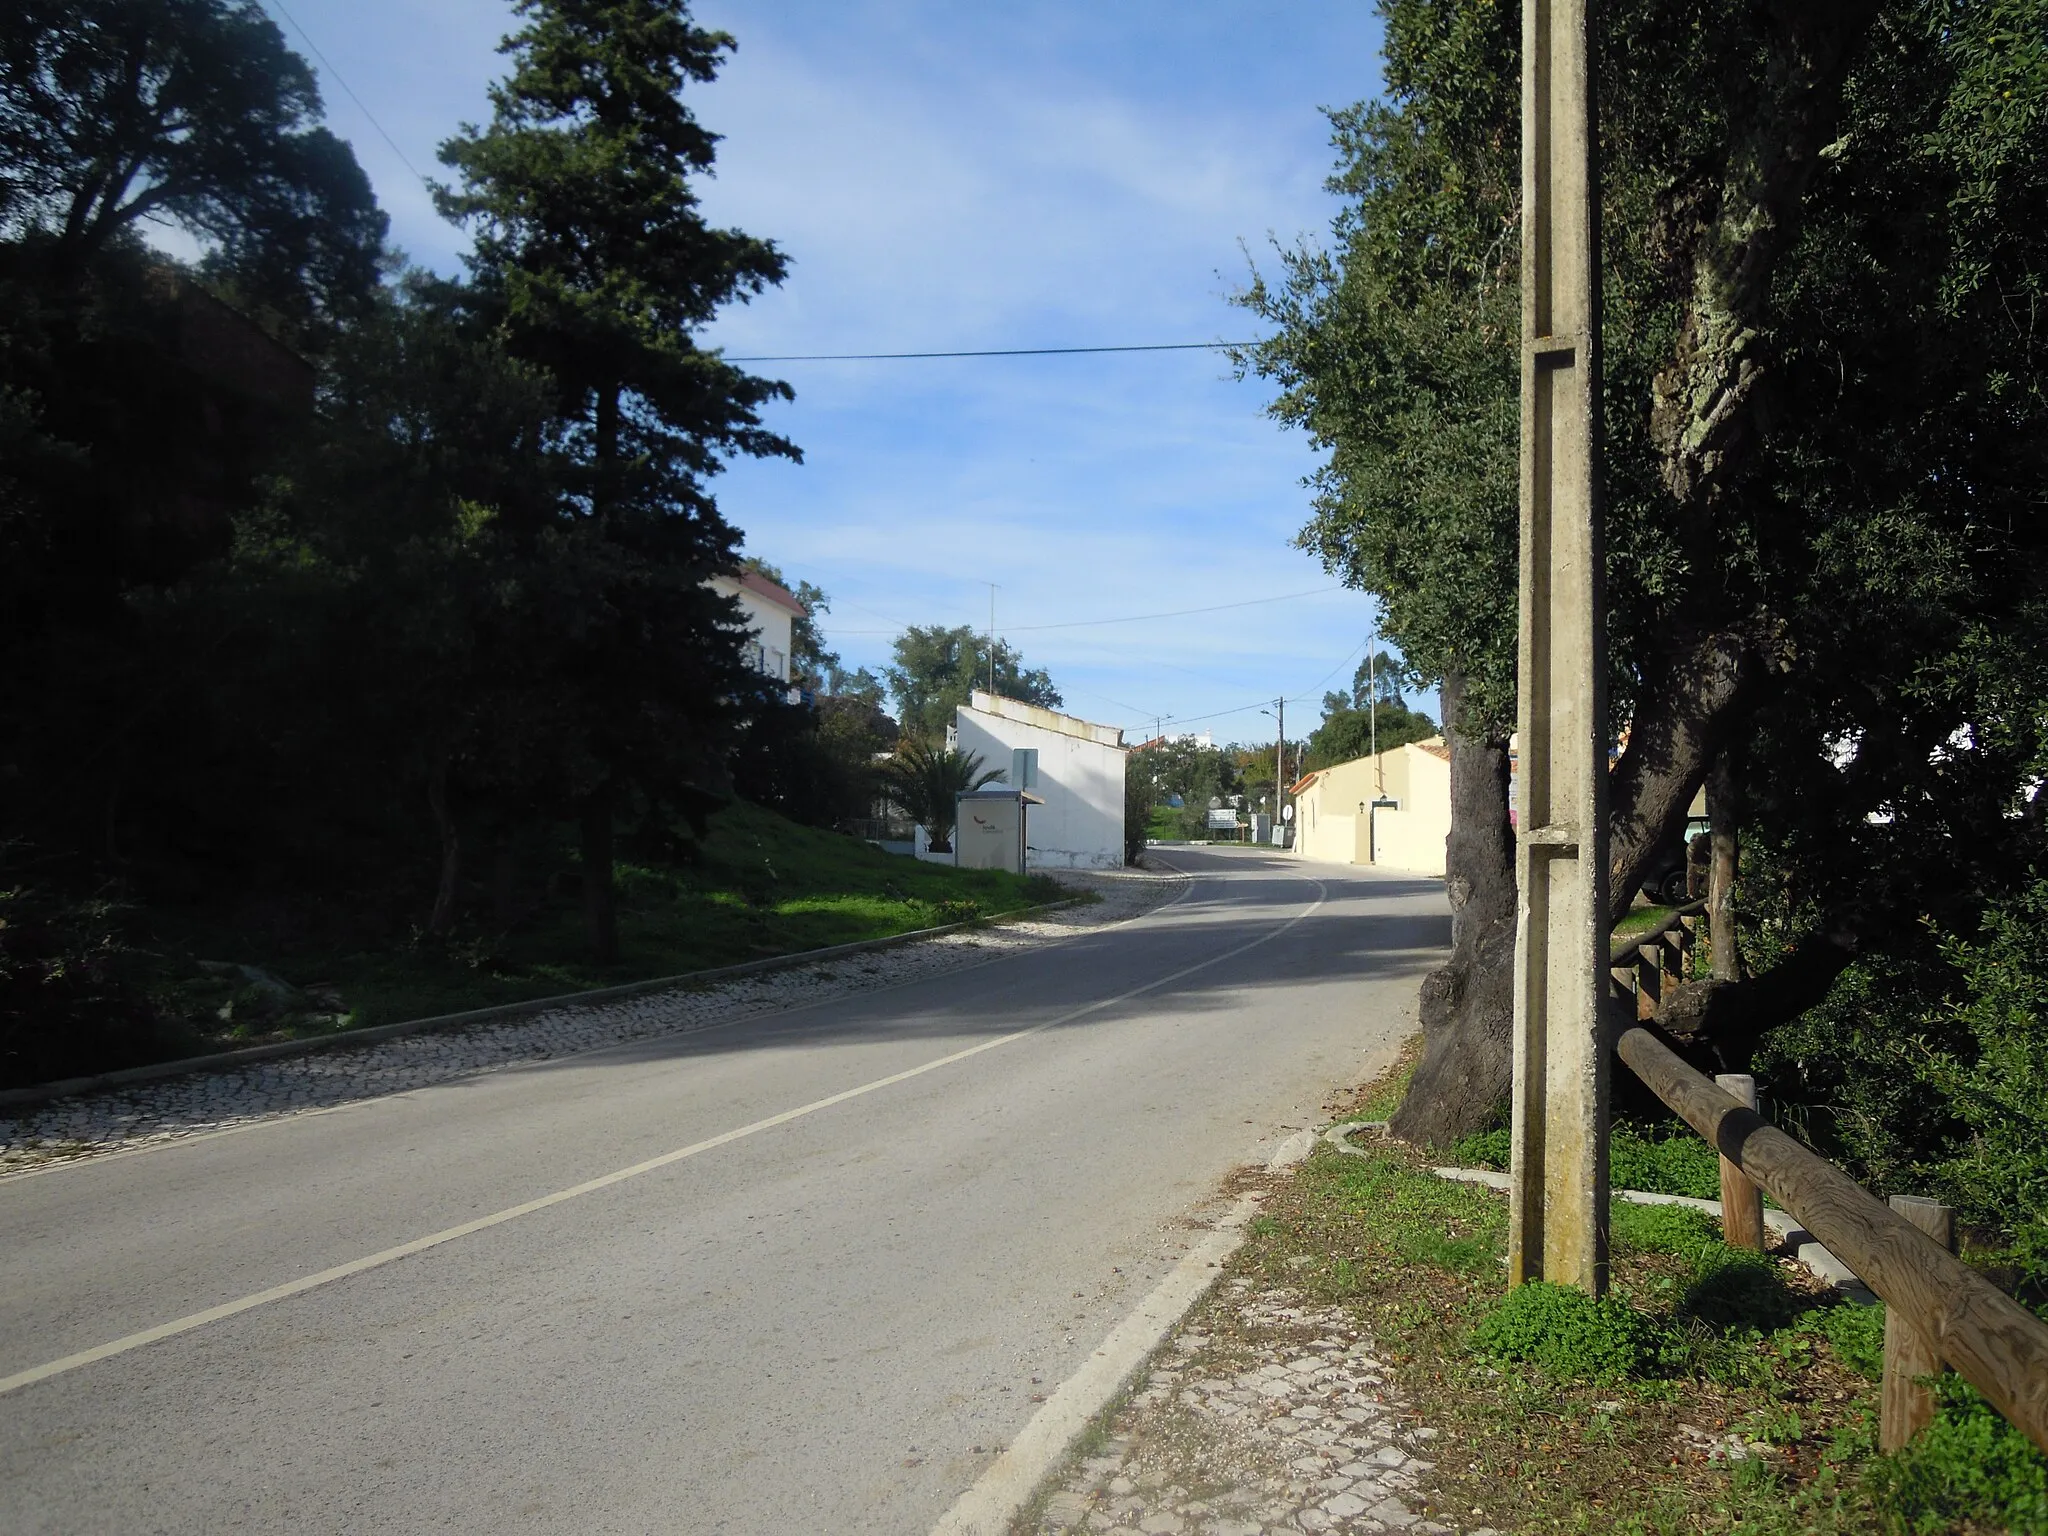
[0,874,1192,1185]
[0,867,1325,1399]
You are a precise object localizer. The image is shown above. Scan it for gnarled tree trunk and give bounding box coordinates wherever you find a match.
[1390,672,1518,1145]
[1605,618,1790,920]
[1707,747,1740,981]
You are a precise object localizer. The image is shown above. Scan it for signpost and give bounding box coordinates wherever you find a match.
[1507,0,1609,1294]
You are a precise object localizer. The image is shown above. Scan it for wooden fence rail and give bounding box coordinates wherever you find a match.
[1608,918,2048,1458]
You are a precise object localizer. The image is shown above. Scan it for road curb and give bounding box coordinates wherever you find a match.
[929,1125,1317,1536]
[930,1190,1266,1536]
[0,897,1087,1114]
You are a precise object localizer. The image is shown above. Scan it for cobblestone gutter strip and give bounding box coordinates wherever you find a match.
[983,1047,1468,1536]
[1,869,1187,1175]
[0,895,1086,1115]
[1015,1271,1463,1536]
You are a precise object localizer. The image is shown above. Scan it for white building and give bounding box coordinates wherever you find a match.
[1289,738,1453,876]
[709,569,807,685]
[952,690,1127,869]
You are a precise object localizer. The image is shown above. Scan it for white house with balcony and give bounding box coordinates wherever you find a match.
[710,568,807,687]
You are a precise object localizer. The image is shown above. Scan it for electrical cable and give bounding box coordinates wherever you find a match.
[1123,633,1387,737]
[821,585,1345,636]
[264,0,429,183]
[1007,587,1342,632]
[723,341,1258,362]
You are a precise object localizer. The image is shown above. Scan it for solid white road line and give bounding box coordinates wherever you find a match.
[0,875,1194,1187]
[0,870,1325,1400]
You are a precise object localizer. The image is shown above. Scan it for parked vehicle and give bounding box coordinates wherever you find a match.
[1640,815,1712,906]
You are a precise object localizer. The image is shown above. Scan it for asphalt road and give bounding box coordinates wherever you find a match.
[0,848,1448,1534]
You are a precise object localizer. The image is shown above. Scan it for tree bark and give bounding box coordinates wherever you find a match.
[1656,921,1862,1071]
[1706,748,1741,981]
[1390,672,1518,1146]
[1648,0,1875,516]
[1607,619,1789,922]
[580,787,617,964]
[427,757,461,938]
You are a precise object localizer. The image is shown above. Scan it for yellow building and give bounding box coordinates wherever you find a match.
[1289,738,1452,876]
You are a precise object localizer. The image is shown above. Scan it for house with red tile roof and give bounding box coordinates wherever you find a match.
[709,569,809,686]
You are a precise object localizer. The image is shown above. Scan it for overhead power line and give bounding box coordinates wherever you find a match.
[265,0,428,183]
[1122,635,1390,736]
[724,341,1259,362]
[1009,587,1342,632]
[821,585,1346,637]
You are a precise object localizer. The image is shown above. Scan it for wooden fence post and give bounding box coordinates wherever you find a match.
[1712,1074,1765,1250]
[1882,1194,1956,1452]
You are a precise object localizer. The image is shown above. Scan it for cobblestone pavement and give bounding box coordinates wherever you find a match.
[0,869,1186,1177]
[1026,1280,1486,1536]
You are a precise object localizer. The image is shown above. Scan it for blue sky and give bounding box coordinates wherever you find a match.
[258,0,1405,744]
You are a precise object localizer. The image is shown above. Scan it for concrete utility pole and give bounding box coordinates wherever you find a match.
[1274,698,1285,819]
[1368,636,1381,795]
[1507,0,1610,1294]
[986,583,999,695]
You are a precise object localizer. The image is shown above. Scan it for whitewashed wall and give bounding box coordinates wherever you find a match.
[953,692,1126,869]
[708,575,796,682]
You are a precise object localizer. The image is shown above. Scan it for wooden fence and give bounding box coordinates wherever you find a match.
[1609,910,2048,1458]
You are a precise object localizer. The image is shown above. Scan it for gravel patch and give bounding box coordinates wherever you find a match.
[1,869,1187,1177]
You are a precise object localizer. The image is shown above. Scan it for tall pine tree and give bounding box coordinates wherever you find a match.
[436,0,798,961]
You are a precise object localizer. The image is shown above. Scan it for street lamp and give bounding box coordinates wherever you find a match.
[1261,704,1286,846]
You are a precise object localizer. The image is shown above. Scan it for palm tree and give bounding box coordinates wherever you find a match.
[883,740,1002,854]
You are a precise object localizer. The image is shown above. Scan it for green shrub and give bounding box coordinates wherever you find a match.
[1682,1247,1798,1333]
[1868,1378,2048,1535]
[1758,879,2048,1299]
[1446,1119,1722,1200]
[1609,1123,1723,1199]
[1473,1279,1665,1384]
[0,880,182,1089]
[1448,1125,1510,1168]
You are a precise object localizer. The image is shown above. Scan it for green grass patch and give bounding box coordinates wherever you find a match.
[129,799,1075,1063]
[1449,1118,1725,1200]
[1868,1378,2048,1535]
[1475,1279,1665,1384]
[1614,904,1679,942]
[1237,1056,1901,1533]
[1805,1301,1885,1382]
[1258,1052,2048,1533]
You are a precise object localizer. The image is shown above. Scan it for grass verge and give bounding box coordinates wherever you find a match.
[97,801,1079,1073]
[1249,1049,2048,1534]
